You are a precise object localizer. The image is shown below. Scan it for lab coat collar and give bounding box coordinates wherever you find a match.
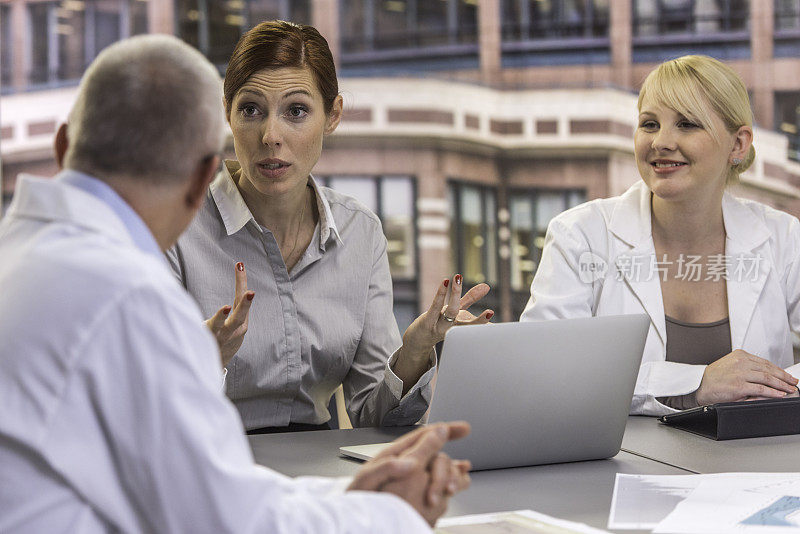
[607,180,772,351]
[7,173,145,254]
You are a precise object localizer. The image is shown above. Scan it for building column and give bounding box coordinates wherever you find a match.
[609,0,632,90]
[11,0,26,91]
[478,0,501,85]
[148,0,175,35]
[750,0,774,130]
[312,0,340,69]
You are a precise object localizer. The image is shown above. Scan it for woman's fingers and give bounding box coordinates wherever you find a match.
[233,262,248,305]
[441,274,462,321]
[205,305,231,334]
[456,309,494,325]
[745,369,798,394]
[459,283,490,310]
[425,279,451,324]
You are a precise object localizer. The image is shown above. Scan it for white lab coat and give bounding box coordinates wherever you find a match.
[0,173,431,533]
[521,181,800,416]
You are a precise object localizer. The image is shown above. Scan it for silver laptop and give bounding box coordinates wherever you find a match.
[340,314,649,471]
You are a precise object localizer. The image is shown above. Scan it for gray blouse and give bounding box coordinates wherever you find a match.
[659,315,732,410]
[167,161,434,430]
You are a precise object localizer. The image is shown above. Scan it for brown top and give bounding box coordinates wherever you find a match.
[659,315,732,410]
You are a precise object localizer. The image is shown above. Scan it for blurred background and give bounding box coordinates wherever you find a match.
[1,0,799,330]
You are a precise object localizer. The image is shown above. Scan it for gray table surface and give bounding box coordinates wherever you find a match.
[621,415,800,474]
[249,424,690,533]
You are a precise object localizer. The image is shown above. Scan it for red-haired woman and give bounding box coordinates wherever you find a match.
[168,21,492,434]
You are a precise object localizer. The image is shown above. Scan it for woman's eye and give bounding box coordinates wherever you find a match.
[678,120,701,129]
[286,105,308,120]
[240,104,259,117]
[640,120,658,130]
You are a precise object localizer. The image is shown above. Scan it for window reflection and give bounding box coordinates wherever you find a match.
[0,5,10,89]
[323,174,419,317]
[509,189,585,292]
[450,182,498,287]
[177,0,310,68]
[382,177,416,280]
[23,0,148,89]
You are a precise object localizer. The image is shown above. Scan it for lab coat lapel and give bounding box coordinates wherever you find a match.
[723,194,771,350]
[609,182,667,347]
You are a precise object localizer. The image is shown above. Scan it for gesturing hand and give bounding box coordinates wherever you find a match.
[401,274,493,357]
[204,262,254,368]
[347,422,471,526]
[695,349,799,405]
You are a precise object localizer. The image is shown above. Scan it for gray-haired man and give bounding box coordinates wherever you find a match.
[0,35,469,533]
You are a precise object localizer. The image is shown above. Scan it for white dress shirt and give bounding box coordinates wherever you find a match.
[0,171,431,533]
[168,161,435,429]
[521,181,800,416]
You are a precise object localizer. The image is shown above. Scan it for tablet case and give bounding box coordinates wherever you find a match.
[659,396,800,440]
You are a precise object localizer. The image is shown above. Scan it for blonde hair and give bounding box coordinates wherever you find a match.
[637,55,754,184]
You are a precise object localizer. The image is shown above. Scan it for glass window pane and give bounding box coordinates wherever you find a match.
[376,0,410,49]
[510,196,535,291]
[567,190,586,209]
[329,176,377,212]
[381,177,415,279]
[535,192,566,231]
[29,3,52,84]
[1,5,12,88]
[130,0,148,36]
[485,192,497,285]
[417,0,448,46]
[94,0,121,55]
[460,186,484,283]
[448,185,458,275]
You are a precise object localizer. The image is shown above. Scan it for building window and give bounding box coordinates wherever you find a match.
[21,0,147,90]
[340,0,479,74]
[633,0,749,36]
[508,189,585,317]
[449,181,499,313]
[776,92,800,162]
[1,5,12,90]
[632,0,750,62]
[502,0,610,41]
[321,175,419,332]
[177,0,311,70]
[775,0,800,57]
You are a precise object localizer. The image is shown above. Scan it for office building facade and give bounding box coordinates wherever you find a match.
[2,0,800,325]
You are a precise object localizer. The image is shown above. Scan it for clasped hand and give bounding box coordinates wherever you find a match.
[347,422,472,526]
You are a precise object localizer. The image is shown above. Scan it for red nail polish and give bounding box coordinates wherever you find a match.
[236,262,244,271]
[223,306,231,315]
[246,293,254,301]
[443,279,449,288]
[485,311,494,320]
[455,274,462,285]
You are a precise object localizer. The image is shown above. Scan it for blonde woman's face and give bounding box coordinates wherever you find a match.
[634,95,736,204]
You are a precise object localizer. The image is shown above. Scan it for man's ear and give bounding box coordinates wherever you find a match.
[54,123,69,169]
[185,155,219,211]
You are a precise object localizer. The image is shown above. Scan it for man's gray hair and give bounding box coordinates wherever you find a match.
[65,35,225,182]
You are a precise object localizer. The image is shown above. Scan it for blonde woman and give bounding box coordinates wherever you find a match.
[522,55,800,415]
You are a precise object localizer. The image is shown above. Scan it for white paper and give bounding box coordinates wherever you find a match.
[436,510,609,534]
[654,475,800,533]
[607,474,701,529]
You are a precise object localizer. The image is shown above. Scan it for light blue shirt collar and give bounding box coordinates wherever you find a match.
[58,169,163,259]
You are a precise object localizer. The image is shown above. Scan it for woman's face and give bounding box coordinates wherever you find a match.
[634,94,736,204]
[228,66,341,198]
